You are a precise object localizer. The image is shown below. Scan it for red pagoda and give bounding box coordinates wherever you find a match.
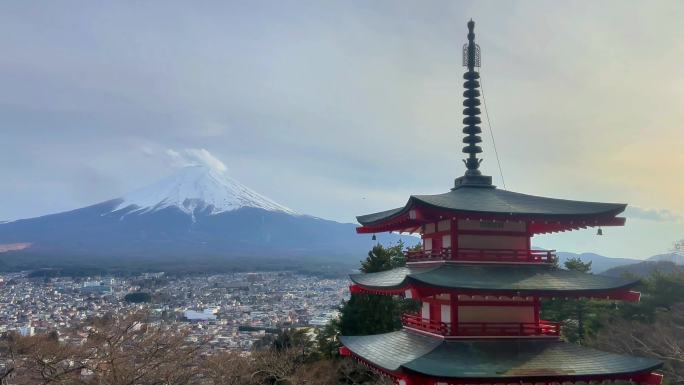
[339,20,663,385]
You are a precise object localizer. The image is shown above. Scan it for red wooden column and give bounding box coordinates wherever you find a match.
[451,218,459,259]
[450,294,459,336]
[430,301,441,323]
[525,220,532,259]
[533,296,541,324]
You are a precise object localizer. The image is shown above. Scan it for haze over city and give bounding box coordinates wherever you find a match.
[1,0,683,259]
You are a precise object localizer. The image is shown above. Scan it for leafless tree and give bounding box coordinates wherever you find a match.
[249,348,306,385]
[84,311,205,385]
[593,304,684,384]
[249,350,394,385]
[201,351,253,385]
[332,359,394,385]
[3,312,398,385]
[2,331,91,385]
[3,311,206,385]
[674,240,684,253]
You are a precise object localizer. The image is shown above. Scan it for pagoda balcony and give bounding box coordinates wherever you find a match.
[401,313,560,338]
[401,313,449,335]
[454,321,560,337]
[406,247,556,264]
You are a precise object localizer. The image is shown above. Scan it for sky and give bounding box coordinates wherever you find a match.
[1,1,683,260]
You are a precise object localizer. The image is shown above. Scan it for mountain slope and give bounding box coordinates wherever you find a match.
[602,260,684,278]
[0,166,414,269]
[648,252,684,265]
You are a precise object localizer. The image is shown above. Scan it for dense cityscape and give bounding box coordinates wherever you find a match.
[0,271,349,352]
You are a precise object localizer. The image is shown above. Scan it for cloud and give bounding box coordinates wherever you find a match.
[165,148,227,173]
[624,206,682,222]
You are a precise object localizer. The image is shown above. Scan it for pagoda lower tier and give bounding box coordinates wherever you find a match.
[349,264,641,301]
[340,330,663,385]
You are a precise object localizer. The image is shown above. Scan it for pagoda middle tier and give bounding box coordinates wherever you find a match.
[349,264,641,301]
[349,264,639,339]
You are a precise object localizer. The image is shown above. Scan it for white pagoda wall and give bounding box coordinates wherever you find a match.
[457,234,527,250]
[457,305,535,323]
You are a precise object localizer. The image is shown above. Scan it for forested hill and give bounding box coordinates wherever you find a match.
[602,260,684,278]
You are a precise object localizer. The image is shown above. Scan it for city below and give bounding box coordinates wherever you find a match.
[0,271,348,352]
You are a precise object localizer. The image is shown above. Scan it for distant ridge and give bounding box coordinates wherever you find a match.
[647,251,684,265]
[602,260,684,278]
[554,251,638,274]
[599,251,684,278]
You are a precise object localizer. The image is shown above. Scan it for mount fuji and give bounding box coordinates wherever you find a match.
[0,165,412,271]
[112,165,296,217]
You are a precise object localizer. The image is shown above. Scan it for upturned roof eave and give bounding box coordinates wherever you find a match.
[400,363,665,382]
[340,330,663,381]
[350,277,641,297]
[356,191,627,228]
[348,265,640,295]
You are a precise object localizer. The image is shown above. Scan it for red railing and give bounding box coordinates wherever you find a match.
[401,314,560,337]
[454,321,560,337]
[406,248,556,264]
[401,314,449,335]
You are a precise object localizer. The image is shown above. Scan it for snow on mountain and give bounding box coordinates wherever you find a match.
[112,165,295,216]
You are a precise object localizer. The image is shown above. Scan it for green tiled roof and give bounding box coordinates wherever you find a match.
[357,186,626,225]
[341,330,662,379]
[341,330,441,371]
[350,264,638,294]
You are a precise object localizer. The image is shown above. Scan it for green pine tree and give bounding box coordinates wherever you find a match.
[316,242,420,357]
[542,257,611,344]
[341,242,419,336]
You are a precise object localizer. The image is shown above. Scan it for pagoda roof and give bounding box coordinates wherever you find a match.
[340,330,662,380]
[350,264,638,296]
[357,186,626,227]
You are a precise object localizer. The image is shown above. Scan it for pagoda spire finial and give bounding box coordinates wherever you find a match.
[463,19,482,175]
[454,19,493,189]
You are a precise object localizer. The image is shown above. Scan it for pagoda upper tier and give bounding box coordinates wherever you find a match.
[356,17,626,237]
[356,186,626,235]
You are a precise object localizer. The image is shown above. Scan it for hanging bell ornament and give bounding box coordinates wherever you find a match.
[372,234,377,241]
[597,228,603,236]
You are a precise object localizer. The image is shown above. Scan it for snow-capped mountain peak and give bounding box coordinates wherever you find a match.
[112,165,295,215]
